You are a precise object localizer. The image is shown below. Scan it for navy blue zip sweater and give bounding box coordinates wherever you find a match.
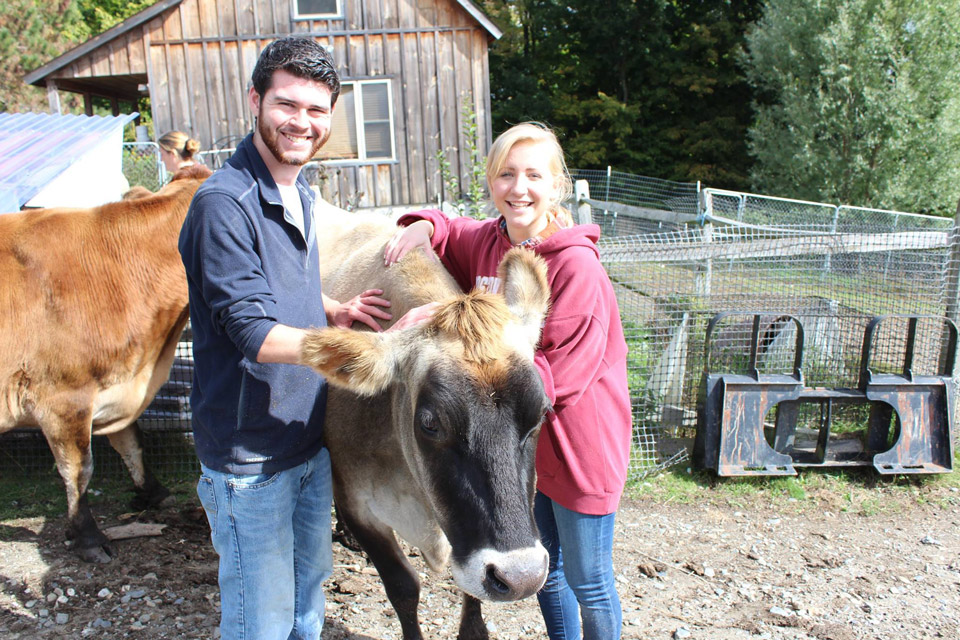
[178,134,327,474]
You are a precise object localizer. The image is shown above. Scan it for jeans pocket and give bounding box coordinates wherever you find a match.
[197,476,218,536]
[226,471,280,491]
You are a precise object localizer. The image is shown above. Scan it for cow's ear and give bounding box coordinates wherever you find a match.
[299,328,396,396]
[497,247,551,348]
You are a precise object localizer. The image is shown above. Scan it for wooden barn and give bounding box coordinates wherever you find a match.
[24,0,502,209]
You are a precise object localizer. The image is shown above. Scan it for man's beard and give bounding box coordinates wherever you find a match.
[257,112,329,166]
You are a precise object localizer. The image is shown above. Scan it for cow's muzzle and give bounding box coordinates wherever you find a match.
[451,543,549,602]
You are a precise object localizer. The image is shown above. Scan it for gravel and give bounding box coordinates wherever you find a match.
[1,482,959,639]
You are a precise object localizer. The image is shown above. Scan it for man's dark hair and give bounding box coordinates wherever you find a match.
[251,36,341,105]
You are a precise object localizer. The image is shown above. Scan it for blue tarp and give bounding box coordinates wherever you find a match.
[0,112,137,213]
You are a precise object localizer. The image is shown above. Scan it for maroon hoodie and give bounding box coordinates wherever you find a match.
[397,210,632,515]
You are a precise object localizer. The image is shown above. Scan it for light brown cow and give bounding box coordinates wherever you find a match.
[300,211,552,639]
[0,165,211,563]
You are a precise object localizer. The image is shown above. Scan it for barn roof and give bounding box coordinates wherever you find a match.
[24,0,501,95]
[0,111,138,213]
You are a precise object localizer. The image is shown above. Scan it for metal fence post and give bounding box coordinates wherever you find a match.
[944,199,960,375]
[574,179,592,225]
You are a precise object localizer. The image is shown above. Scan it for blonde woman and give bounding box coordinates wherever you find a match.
[158,130,201,174]
[385,122,631,639]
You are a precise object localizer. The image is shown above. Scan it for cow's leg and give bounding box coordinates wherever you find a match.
[106,422,170,511]
[338,507,424,640]
[42,421,113,563]
[458,593,490,640]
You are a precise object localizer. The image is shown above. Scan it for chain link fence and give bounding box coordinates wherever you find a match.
[3,167,957,483]
[122,142,164,192]
[588,179,957,479]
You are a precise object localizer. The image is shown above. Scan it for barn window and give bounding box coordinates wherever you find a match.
[294,0,341,19]
[318,80,395,163]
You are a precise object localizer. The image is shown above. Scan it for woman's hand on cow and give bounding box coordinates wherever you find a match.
[387,302,441,332]
[323,290,393,331]
[384,220,435,267]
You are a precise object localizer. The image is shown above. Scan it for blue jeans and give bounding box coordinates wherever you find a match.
[197,448,333,640]
[534,491,622,640]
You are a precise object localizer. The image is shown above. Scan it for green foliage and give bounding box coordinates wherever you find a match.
[743,0,960,216]
[0,0,154,114]
[436,97,489,218]
[483,0,763,188]
[0,0,83,112]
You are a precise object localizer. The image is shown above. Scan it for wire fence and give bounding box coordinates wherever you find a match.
[586,174,957,478]
[122,142,164,192]
[3,166,957,484]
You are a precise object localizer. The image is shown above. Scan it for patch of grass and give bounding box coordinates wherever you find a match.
[628,455,960,516]
[0,472,199,524]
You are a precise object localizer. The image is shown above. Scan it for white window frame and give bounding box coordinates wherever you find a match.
[321,79,397,165]
[293,0,342,20]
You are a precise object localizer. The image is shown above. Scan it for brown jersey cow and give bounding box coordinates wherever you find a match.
[0,166,211,563]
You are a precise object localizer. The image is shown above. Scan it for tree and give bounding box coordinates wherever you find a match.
[0,1,83,112]
[0,0,155,114]
[483,0,762,188]
[743,0,960,215]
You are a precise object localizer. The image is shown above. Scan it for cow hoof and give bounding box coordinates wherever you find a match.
[130,484,171,511]
[76,542,115,564]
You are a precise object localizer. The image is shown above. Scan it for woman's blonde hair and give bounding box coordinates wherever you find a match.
[158,130,201,161]
[486,122,573,223]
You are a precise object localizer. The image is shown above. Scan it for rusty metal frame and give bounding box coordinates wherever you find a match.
[693,313,956,476]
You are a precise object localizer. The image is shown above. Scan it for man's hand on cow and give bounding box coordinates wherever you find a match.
[324,290,393,331]
[387,302,441,332]
[384,220,436,266]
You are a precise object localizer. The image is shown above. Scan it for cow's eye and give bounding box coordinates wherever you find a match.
[418,409,440,439]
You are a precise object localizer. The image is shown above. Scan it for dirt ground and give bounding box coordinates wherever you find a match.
[1,476,959,640]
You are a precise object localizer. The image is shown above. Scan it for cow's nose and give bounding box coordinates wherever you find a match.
[481,546,549,601]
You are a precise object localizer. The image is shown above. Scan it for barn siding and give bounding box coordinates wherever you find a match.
[40,0,495,210]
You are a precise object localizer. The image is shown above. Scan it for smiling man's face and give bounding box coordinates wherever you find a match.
[249,68,334,170]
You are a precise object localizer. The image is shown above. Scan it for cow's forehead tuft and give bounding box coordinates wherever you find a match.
[428,291,516,369]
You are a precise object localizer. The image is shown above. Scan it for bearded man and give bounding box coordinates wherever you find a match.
[178,36,431,640]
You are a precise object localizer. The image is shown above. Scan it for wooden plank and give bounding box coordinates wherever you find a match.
[201,42,227,147]
[128,28,147,74]
[197,0,219,38]
[273,0,291,34]
[163,2,183,39]
[366,27,384,75]
[383,0,400,30]
[220,41,246,141]
[404,31,427,203]
[111,36,130,75]
[240,38,261,128]
[376,164,392,207]
[217,0,238,37]
[90,44,111,76]
[436,30,456,202]
[235,0,255,34]
[255,0,276,35]
[418,31,440,202]
[453,29,472,186]
[180,0,202,39]
[398,0,416,29]
[148,42,173,137]
[166,44,193,134]
[384,32,409,204]
[359,165,376,208]
[365,0,383,31]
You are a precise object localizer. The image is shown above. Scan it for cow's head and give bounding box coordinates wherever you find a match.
[301,248,551,601]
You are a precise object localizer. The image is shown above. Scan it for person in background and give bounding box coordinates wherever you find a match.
[384,121,632,640]
[158,130,201,174]
[178,36,432,640]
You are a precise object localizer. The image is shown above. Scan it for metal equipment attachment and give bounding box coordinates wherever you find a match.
[694,313,956,476]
